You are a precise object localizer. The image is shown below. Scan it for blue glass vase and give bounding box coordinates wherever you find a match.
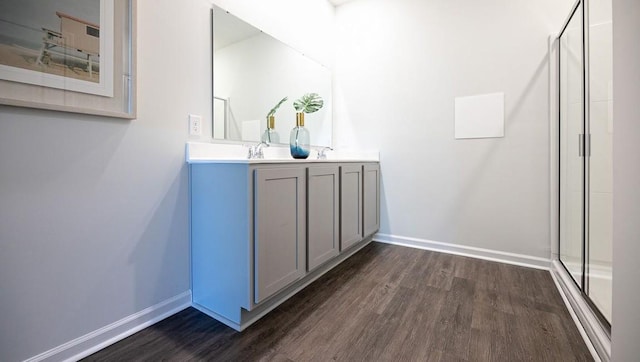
[290,113,310,159]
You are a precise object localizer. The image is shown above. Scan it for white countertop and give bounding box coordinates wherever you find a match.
[186,142,379,164]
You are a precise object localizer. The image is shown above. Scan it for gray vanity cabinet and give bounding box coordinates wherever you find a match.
[340,164,363,250]
[254,167,306,304]
[363,163,381,237]
[190,160,379,332]
[307,165,340,271]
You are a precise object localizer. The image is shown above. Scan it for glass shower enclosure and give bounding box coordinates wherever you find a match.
[558,0,612,328]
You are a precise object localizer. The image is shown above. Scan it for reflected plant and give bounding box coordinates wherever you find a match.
[266,96,288,119]
[263,96,287,144]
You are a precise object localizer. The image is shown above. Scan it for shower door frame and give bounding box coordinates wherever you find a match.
[557,0,612,332]
[552,0,612,360]
[557,0,588,296]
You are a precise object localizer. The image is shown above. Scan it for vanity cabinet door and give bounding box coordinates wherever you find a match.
[363,163,380,237]
[307,165,340,271]
[340,164,363,250]
[254,167,306,304]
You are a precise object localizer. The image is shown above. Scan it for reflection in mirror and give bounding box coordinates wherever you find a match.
[213,96,228,139]
[211,5,332,147]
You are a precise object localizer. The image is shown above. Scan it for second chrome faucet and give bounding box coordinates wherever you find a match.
[317,146,333,160]
[247,142,269,159]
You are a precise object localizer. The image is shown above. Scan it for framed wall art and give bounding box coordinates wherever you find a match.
[0,0,136,118]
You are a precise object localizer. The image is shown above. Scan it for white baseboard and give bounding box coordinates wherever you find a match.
[549,267,602,362]
[18,237,576,362]
[373,233,551,270]
[26,291,192,362]
[550,261,611,361]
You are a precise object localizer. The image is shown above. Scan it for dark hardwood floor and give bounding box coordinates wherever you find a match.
[83,242,593,361]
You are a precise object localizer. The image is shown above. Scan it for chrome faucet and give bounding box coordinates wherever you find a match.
[317,146,333,160]
[247,142,269,159]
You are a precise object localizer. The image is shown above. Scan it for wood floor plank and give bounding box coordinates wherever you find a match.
[378,285,447,361]
[437,277,475,360]
[424,252,457,291]
[83,243,594,362]
[399,248,434,283]
[275,281,377,360]
[470,301,510,337]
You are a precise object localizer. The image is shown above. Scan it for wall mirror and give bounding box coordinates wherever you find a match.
[211,5,332,147]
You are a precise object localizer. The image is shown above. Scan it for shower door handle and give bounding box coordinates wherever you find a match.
[578,134,584,157]
[578,134,591,157]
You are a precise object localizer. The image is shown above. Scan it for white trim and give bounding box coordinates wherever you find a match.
[550,267,602,362]
[25,291,192,362]
[550,260,611,361]
[548,32,560,266]
[373,233,551,270]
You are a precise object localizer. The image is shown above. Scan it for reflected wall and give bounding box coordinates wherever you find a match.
[212,6,332,147]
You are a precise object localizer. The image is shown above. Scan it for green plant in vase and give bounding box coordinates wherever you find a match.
[262,96,287,144]
[290,93,324,159]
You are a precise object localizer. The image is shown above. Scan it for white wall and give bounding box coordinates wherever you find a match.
[214,33,332,145]
[0,1,212,360]
[611,0,640,359]
[334,0,575,258]
[0,0,335,360]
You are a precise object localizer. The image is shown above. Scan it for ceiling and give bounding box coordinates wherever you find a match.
[212,0,358,51]
[212,8,261,51]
